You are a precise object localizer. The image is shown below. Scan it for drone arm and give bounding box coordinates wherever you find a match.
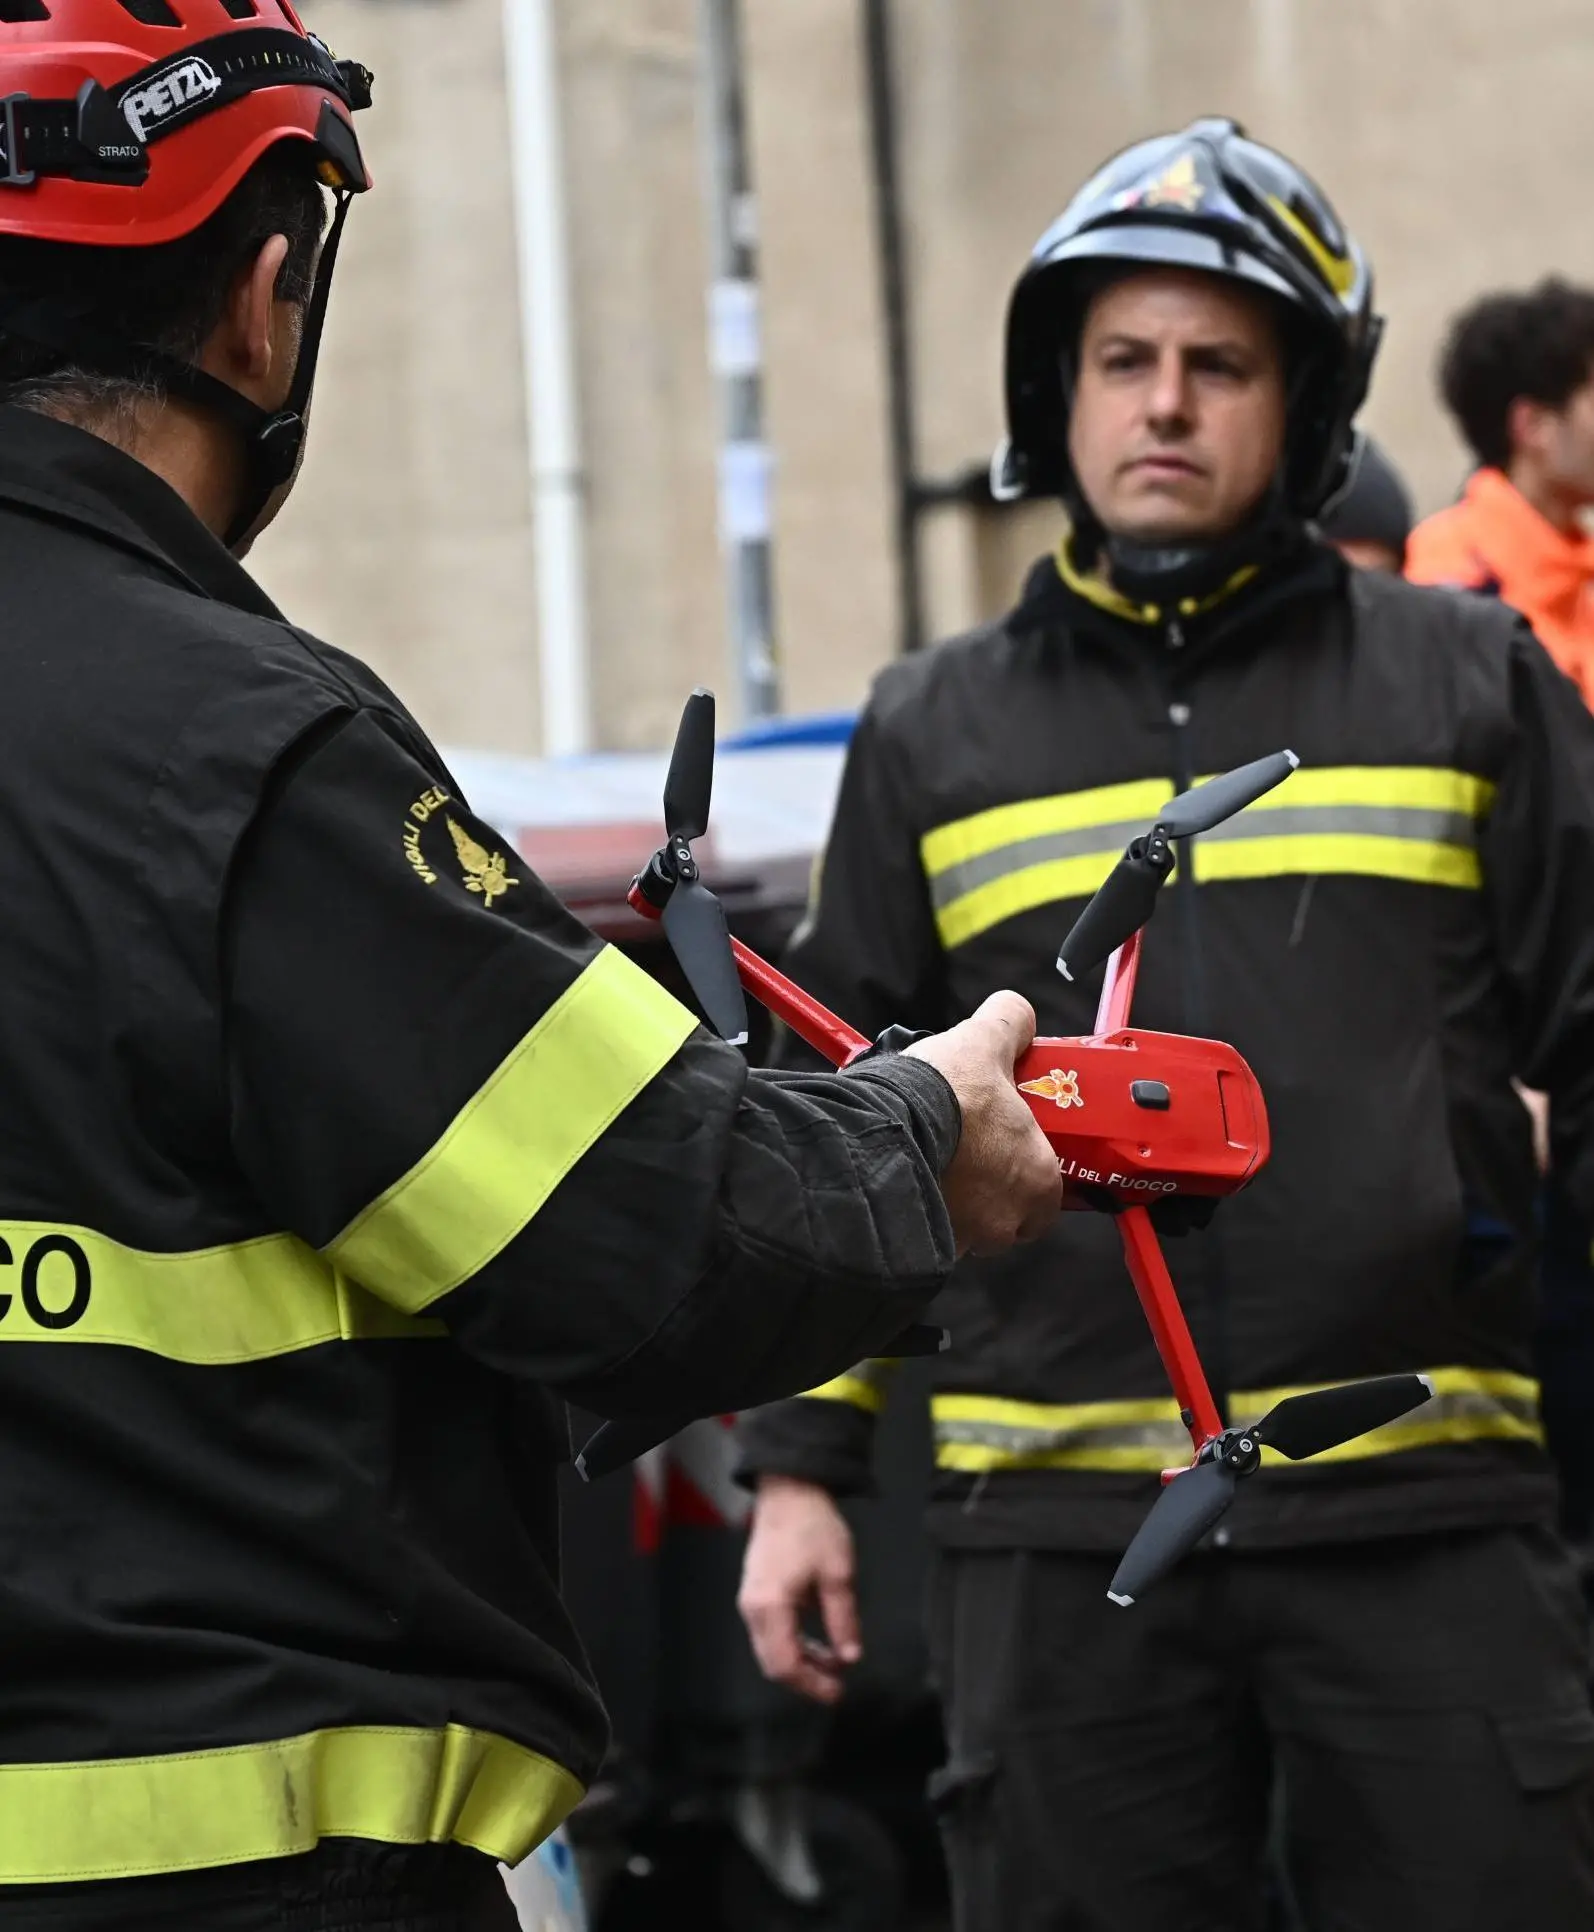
[1116,1207,1225,1451]
[730,936,871,1065]
[1094,929,1144,1035]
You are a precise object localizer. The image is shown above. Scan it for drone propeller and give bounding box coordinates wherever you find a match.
[636,688,749,1046]
[1106,1371,1431,1606]
[1056,751,1300,985]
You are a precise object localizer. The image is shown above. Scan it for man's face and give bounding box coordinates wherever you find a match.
[1067,268,1288,546]
[1534,375,1594,509]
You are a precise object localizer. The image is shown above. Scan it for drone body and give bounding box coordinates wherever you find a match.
[1015,1027,1268,1210]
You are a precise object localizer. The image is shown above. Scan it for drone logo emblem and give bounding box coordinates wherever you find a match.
[1020,1068,1083,1109]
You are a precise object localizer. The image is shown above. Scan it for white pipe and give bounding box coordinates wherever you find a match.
[503,0,591,756]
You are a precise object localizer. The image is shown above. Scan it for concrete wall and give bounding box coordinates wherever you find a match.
[254,0,1594,755]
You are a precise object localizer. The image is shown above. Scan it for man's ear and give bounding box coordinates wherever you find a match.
[211,233,292,391]
[1508,394,1552,461]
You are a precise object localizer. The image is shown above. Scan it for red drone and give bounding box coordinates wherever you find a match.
[580,691,1431,1604]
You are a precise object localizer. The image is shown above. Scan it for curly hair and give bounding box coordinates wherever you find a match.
[1439,277,1594,471]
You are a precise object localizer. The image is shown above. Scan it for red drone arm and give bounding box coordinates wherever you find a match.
[729,936,870,1064]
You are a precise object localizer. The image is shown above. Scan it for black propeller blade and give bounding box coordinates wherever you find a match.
[1108,1371,1433,1606]
[1108,1457,1235,1606]
[1055,845,1170,984]
[1251,1372,1432,1463]
[1055,749,1300,985]
[1158,750,1300,840]
[642,688,750,1046]
[664,687,716,843]
[662,876,748,1046]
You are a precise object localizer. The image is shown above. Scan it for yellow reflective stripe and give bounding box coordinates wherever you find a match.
[0,1723,583,1883]
[1231,766,1494,817]
[935,1392,1183,1432]
[0,1223,441,1364]
[930,1369,1541,1474]
[800,1358,901,1415]
[921,779,1170,876]
[934,1390,1186,1473]
[935,852,1125,951]
[922,766,1495,949]
[328,947,697,1313]
[1193,835,1482,890]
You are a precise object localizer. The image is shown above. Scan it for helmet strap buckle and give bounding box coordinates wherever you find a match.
[250,411,306,491]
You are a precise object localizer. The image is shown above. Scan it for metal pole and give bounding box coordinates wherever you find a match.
[504,0,591,754]
[699,0,780,722]
[860,0,926,655]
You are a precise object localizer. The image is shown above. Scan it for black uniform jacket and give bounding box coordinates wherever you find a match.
[0,409,960,1883]
[739,539,1594,1552]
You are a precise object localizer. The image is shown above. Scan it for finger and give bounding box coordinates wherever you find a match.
[818,1575,862,1665]
[786,1654,846,1703]
[739,1592,805,1687]
[973,989,1037,1062]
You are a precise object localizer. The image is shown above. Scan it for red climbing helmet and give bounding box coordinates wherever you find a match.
[0,0,371,244]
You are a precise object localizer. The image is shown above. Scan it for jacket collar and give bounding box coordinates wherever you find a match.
[1460,466,1594,598]
[1020,522,1347,661]
[0,406,284,621]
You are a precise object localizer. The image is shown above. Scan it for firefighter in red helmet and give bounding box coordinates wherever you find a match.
[0,3,1063,1925]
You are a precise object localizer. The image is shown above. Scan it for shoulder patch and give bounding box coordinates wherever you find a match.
[398,786,520,908]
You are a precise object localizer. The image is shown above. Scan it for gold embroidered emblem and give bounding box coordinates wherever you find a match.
[1019,1068,1083,1109]
[446,817,520,906]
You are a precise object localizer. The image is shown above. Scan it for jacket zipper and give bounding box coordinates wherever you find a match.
[1164,619,1231,1435]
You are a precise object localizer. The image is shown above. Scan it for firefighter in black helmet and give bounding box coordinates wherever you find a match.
[0,3,1067,1927]
[737,119,1594,1931]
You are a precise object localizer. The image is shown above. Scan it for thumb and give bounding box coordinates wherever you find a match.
[819,1574,862,1665]
[972,989,1038,1068]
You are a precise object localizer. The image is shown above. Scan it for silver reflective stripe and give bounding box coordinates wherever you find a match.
[933,1415,1189,1458]
[1199,804,1476,846]
[929,818,1147,910]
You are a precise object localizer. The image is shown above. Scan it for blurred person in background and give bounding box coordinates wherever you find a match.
[1405,282,1594,1559]
[1407,279,1594,703]
[735,119,1594,1932]
[1315,432,1414,571]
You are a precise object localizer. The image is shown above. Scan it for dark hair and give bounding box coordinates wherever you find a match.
[1439,277,1594,470]
[0,143,326,420]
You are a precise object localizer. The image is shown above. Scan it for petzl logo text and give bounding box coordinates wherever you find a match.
[121,58,221,143]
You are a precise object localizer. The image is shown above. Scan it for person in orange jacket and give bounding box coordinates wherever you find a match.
[1410,281,1594,1565]
[1407,279,1594,703]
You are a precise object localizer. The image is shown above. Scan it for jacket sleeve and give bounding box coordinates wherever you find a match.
[220,704,961,1420]
[1482,626,1594,1222]
[739,685,950,1494]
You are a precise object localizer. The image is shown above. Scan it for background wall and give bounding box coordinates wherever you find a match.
[256,0,1594,751]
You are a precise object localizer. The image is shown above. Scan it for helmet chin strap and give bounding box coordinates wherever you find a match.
[216,188,353,551]
[1101,484,1302,609]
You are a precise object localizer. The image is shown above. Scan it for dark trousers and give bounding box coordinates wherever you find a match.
[927,1526,1594,1932]
[0,1841,519,1931]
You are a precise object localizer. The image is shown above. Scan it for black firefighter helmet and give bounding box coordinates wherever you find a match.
[993,117,1383,522]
